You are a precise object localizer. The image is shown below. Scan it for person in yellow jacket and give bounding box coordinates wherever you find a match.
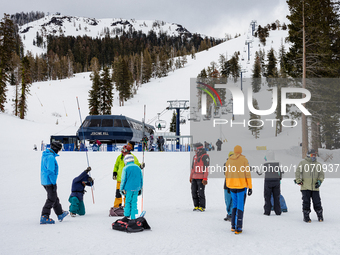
[113,144,144,208]
[225,145,252,234]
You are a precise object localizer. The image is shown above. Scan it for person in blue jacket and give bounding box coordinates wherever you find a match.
[40,141,69,224]
[69,167,94,217]
[120,155,143,220]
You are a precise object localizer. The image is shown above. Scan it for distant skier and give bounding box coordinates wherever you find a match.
[216,139,222,151]
[295,149,324,223]
[225,145,252,234]
[68,167,94,217]
[120,155,143,220]
[40,141,69,224]
[190,142,210,212]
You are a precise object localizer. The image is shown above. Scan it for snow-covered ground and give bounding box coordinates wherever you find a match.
[1,21,340,254]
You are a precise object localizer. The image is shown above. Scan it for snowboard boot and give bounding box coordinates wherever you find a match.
[303,210,311,223]
[316,209,324,222]
[40,215,55,224]
[57,211,69,222]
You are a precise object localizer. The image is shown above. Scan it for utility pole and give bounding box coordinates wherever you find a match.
[302,0,308,159]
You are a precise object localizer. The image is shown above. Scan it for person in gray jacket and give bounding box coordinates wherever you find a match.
[295,149,324,223]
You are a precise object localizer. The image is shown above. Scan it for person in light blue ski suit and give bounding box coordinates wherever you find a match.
[40,141,68,224]
[69,167,94,217]
[120,155,143,219]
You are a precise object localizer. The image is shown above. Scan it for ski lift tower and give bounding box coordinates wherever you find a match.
[245,37,253,61]
[250,20,257,36]
[166,100,189,149]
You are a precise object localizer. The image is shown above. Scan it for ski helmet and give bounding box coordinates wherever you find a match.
[121,144,132,154]
[124,154,134,165]
[51,141,63,153]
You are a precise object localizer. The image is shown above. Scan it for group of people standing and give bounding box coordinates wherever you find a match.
[40,141,144,224]
[190,143,325,234]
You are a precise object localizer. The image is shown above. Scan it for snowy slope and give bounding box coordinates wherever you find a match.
[1,21,340,255]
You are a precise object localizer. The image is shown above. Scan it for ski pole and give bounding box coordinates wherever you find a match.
[76,97,95,204]
[141,104,146,211]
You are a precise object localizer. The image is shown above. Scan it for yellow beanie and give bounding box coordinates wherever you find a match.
[234,145,242,154]
[228,151,234,157]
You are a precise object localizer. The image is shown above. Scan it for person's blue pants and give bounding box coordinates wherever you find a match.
[224,189,233,215]
[124,191,139,219]
[231,188,247,231]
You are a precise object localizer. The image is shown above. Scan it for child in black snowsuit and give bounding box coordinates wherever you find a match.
[69,167,94,217]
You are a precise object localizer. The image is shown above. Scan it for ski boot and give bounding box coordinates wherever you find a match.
[40,215,55,224]
[316,209,324,222]
[303,210,311,223]
[70,212,76,217]
[224,214,231,221]
[197,207,205,212]
[193,207,199,211]
[57,211,69,222]
[235,229,243,235]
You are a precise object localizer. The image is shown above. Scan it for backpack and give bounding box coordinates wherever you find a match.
[112,217,151,233]
[109,206,125,217]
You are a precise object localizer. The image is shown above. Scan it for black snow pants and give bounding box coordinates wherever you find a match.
[41,184,63,217]
[301,190,322,213]
[264,180,281,215]
[191,179,206,208]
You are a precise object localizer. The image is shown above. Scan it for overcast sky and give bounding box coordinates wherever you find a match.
[3,0,290,38]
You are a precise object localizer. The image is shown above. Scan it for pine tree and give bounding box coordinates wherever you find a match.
[99,66,113,114]
[252,51,262,92]
[0,14,16,112]
[170,111,176,133]
[19,56,31,119]
[88,69,101,115]
[248,98,262,139]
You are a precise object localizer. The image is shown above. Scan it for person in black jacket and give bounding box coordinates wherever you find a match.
[68,167,94,217]
[262,151,282,216]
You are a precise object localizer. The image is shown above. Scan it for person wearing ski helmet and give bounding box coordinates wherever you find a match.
[120,155,143,219]
[112,144,144,208]
[40,141,68,224]
[225,145,252,234]
[295,149,324,223]
[68,166,94,217]
[190,142,210,212]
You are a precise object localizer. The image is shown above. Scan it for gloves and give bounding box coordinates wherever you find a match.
[85,166,91,173]
[120,190,126,196]
[294,179,303,185]
[140,163,145,169]
[227,188,230,194]
[113,172,117,180]
[248,189,252,196]
[202,180,208,185]
[315,180,321,188]
[138,190,142,196]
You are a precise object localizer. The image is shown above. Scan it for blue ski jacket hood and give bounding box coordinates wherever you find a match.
[41,149,59,185]
[120,161,143,192]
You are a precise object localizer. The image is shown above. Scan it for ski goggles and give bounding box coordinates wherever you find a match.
[310,153,316,158]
